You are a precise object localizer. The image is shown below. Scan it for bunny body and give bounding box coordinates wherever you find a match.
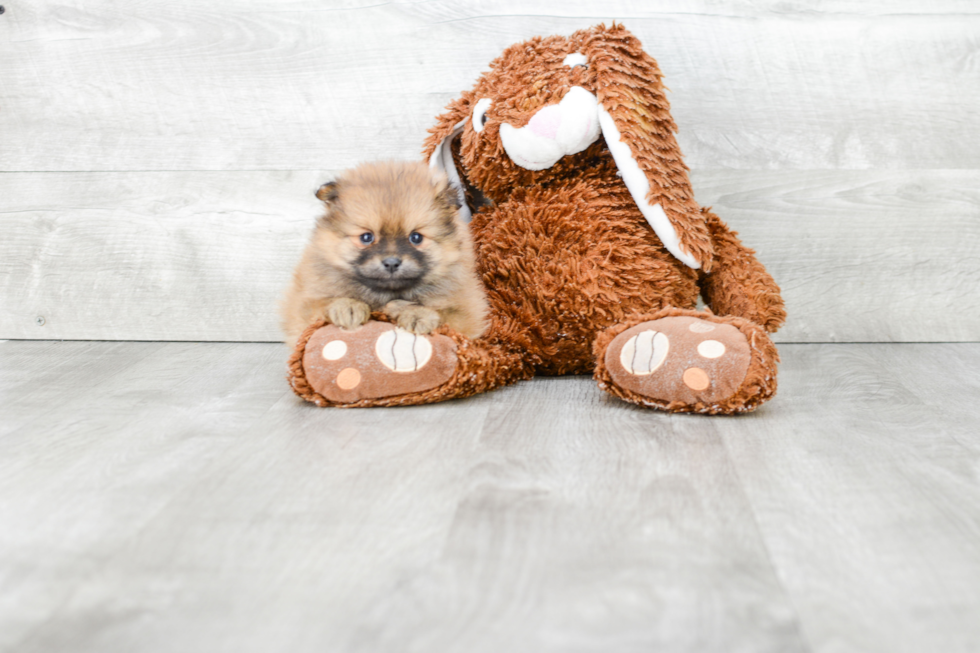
[288,24,785,414]
[471,149,700,375]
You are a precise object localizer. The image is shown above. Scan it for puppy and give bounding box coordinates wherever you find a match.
[280,161,489,347]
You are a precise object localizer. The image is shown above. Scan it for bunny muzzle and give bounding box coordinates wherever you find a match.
[499,86,602,171]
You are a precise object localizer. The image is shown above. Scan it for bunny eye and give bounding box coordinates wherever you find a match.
[472,98,492,133]
[562,52,589,69]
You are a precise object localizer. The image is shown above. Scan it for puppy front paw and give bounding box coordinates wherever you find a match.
[395,306,441,335]
[326,298,371,330]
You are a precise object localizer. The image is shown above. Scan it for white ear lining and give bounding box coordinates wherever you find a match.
[597,106,700,269]
[428,118,472,222]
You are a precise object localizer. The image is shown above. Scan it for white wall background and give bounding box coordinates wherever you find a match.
[1,0,978,342]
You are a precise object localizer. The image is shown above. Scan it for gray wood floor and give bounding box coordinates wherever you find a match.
[1,341,978,653]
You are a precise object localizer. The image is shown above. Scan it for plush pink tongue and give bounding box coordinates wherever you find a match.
[527,105,562,139]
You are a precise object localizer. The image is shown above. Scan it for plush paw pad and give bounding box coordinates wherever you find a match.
[302,321,457,403]
[605,316,751,405]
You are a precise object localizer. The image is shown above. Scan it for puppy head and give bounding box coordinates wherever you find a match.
[311,161,466,301]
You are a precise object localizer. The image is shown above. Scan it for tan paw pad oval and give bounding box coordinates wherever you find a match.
[689,321,716,333]
[697,340,726,359]
[619,330,669,375]
[682,367,710,391]
[336,367,361,390]
[322,340,348,361]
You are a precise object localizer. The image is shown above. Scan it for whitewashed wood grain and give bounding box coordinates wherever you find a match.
[0,170,331,341]
[713,344,980,653]
[344,379,807,653]
[0,340,166,437]
[2,340,979,651]
[691,169,980,343]
[0,1,977,171]
[2,169,977,342]
[0,342,290,652]
[0,339,806,653]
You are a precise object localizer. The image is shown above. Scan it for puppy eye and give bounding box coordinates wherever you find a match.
[359,232,374,245]
[472,98,492,133]
[409,232,423,245]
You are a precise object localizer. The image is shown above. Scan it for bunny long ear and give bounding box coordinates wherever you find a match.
[584,24,713,271]
[423,100,472,222]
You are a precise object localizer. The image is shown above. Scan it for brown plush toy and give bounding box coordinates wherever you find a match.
[289,23,786,414]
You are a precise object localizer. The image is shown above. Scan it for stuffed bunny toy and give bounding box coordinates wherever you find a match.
[288,23,786,414]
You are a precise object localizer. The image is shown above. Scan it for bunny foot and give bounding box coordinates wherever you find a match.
[594,310,779,414]
[292,321,458,405]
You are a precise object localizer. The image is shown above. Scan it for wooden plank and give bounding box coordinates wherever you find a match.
[0,340,166,436]
[2,340,979,651]
[1,1,978,171]
[0,170,331,341]
[0,341,290,652]
[690,169,980,343]
[2,169,977,342]
[715,343,980,652]
[0,340,806,652]
[337,378,806,653]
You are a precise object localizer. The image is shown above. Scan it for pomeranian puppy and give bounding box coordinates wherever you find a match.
[280,161,489,347]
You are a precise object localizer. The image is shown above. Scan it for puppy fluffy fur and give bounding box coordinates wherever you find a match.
[280,161,489,347]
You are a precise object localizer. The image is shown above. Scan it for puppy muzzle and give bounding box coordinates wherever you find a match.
[357,259,423,293]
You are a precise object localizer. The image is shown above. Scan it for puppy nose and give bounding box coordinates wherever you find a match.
[382,256,402,273]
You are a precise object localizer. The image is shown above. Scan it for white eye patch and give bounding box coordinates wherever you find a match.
[562,52,588,68]
[472,98,492,133]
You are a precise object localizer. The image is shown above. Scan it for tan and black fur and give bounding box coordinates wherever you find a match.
[280,161,489,347]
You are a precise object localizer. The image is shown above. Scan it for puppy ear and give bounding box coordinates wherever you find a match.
[427,168,463,216]
[440,184,463,211]
[423,98,472,222]
[314,181,342,229]
[315,181,339,204]
[584,24,713,270]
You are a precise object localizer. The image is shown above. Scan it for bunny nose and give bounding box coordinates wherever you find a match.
[527,105,562,139]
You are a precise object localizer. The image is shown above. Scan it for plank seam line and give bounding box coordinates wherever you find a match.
[715,431,819,653]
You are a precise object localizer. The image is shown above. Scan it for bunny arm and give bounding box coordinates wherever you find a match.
[698,208,786,333]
